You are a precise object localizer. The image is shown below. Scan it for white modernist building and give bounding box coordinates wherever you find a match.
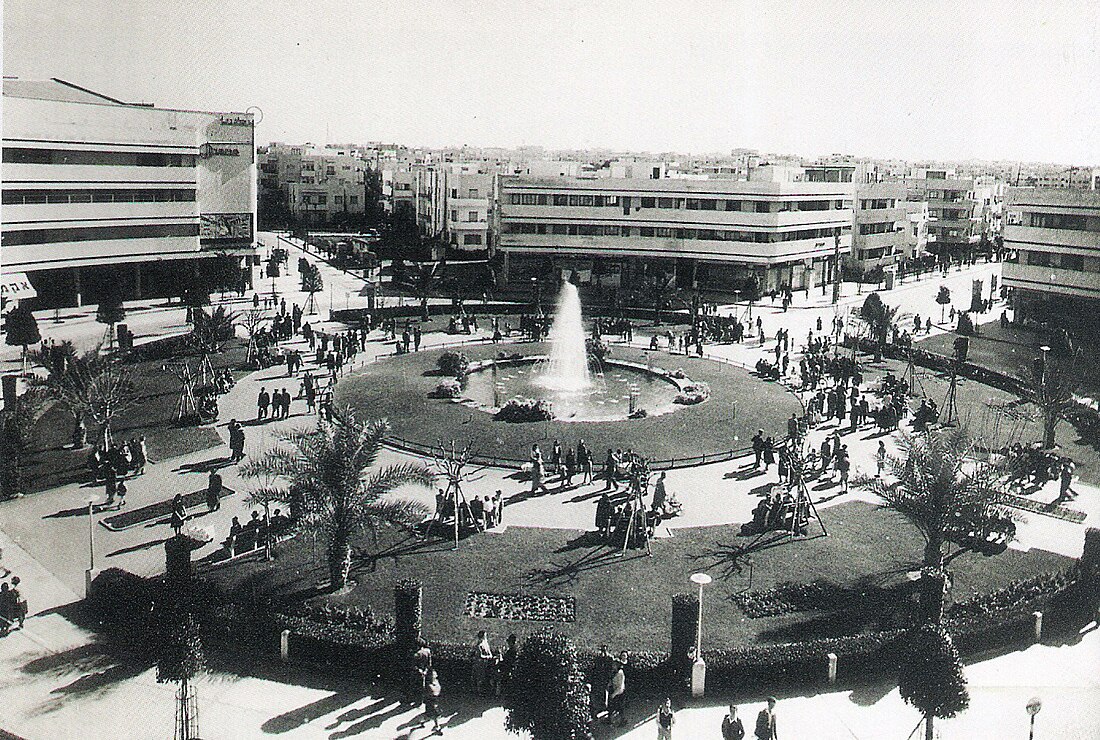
[497,167,854,294]
[1,78,257,308]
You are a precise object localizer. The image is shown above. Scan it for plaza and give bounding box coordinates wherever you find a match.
[3,4,1100,739]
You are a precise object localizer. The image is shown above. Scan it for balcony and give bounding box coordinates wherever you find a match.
[1002,262,1100,298]
[1004,224,1100,252]
[500,204,851,229]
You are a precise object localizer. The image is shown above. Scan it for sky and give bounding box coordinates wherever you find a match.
[4,0,1099,164]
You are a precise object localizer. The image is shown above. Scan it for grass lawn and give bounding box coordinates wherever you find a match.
[334,343,802,466]
[18,339,250,494]
[206,501,1070,653]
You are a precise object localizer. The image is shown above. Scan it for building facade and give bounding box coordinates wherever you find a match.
[258,143,367,226]
[497,171,854,294]
[2,78,256,309]
[849,181,909,271]
[412,163,494,253]
[905,168,980,259]
[1002,187,1100,335]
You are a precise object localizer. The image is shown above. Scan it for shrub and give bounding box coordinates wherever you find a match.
[394,579,423,651]
[430,379,463,398]
[669,368,686,379]
[437,351,469,379]
[628,409,648,419]
[947,568,1076,623]
[86,568,158,636]
[497,397,554,422]
[957,312,976,336]
[674,381,710,405]
[670,593,698,673]
[505,628,591,740]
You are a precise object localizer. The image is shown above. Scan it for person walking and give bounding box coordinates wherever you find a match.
[656,696,675,740]
[605,657,627,727]
[206,469,223,512]
[755,697,778,740]
[471,630,494,694]
[596,491,612,541]
[762,437,775,471]
[257,387,270,420]
[170,494,187,535]
[578,439,592,484]
[875,440,887,478]
[722,705,746,740]
[420,667,443,735]
[751,430,765,470]
[228,420,246,463]
[837,444,850,492]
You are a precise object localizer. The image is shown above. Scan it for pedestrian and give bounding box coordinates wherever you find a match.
[578,439,593,484]
[755,697,778,740]
[257,387,270,420]
[228,420,246,463]
[752,430,764,469]
[605,657,627,727]
[115,479,127,509]
[1059,459,1077,501]
[876,440,886,477]
[420,666,443,735]
[604,449,617,490]
[657,696,675,740]
[206,469,223,512]
[129,436,147,475]
[471,630,494,694]
[596,491,612,540]
[722,705,746,740]
[496,633,518,696]
[170,494,186,534]
[762,437,775,471]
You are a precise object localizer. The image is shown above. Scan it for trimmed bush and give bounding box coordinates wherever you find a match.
[430,379,463,398]
[670,592,698,674]
[394,579,423,651]
[437,351,470,379]
[505,628,591,740]
[497,397,554,422]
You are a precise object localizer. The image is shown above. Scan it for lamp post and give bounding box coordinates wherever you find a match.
[690,572,712,698]
[1026,696,1041,740]
[85,493,100,598]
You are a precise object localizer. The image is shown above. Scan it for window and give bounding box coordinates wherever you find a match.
[1029,212,1088,230]
[326,167,335,175]
[859,222,894,236]
[1026,250,1052,267]
[1060,254,1084,271]
[658,197,676,209]
[723,200,741,211]
[451,189,458,198]
[2,188,198,205]
[655,227,672,238]
[567,194,596,206]
[552,224,568,235]
[469,189,479,199]
[640,197,656,208]
[450,210,458,221]
[639,227,655,237]
[2,148,197,167]
[686,198,702,210]
[755,201,770,213]
[1,222,200,246]
[334,196,344,205]
[553,194,569,206]
[463,233,483,245]
[349,196,358,205]
[468,211,478,222]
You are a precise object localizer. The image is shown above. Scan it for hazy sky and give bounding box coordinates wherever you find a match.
[5,0,1099,164]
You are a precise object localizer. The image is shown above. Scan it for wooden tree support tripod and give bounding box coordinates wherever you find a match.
[428,441,488,551]
[735,441,828,556]
[164,361,199,423]
[941,359,961,427]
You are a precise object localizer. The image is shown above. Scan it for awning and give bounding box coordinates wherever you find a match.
[0,273,37,301]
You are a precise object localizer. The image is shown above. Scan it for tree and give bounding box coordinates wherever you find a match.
[936,286,951,323]
[408,261,445,321]
[4,305,41,374]
[858,429,1014,618]
[505,628,592,740]
[236,309,269,369]
[636,272,685,326]
[898,625,969,740]
[1026,350,1082,449]
[154,538,206,740]
[300,262,324,315]
[0,387,47,499]
[95,285,126,350]
[239,408,433,588]
[859,292,899,361]
[189,306,237,386]
[29,343,140,449]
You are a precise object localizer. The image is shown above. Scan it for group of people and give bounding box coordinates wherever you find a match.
[86,436,149,508]
[0,557,27,636]
[1002,443,1076,497]
[225,508,293,556]
[256,386,295,421]
[431,488,504,534]
[528,440,595,493]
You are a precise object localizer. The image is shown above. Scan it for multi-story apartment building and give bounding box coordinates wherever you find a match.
[2,78,256,309]
[849,181,909,271]
[257,143,367,226]
[905,168,980,259]
[413,162,494,253]
[496,167,854,294]
[382,168,416,217]
[903,201,930,260]
[1002,187,1100,335]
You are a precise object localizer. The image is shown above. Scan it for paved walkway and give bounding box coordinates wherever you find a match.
[4,248,1099,738]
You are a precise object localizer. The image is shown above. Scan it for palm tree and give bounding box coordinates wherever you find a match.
[408,261,445,321]
[636,272,685,326]
[1025,350,1081,449]
[189,305,238,386]
[859,292,899,361]
[239,408,433,588]
[858,429,1013,620]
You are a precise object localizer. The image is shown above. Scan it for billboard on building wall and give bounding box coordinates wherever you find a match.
[200,213,253,242]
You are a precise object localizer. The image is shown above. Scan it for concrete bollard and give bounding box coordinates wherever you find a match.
[280,629,291,663]
[1032,611,1043,642]
[827,652,838,684]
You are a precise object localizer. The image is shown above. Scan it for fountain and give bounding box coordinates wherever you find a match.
[538,280,592,392]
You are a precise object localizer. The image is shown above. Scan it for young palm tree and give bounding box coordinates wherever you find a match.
[858,429,1013,620]
[239,408,433,588]
[637,273,685,326]
[190,305,238,386]
[859,292,899,360]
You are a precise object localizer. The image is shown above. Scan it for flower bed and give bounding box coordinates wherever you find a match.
[496,397,554,422]
[464,592,576,622]
[674,381,710,405]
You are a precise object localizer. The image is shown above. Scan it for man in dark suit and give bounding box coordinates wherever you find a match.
[755,697,777,739]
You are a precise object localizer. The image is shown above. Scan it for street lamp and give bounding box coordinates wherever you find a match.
[1026,696,1041,740]
[84,493,101,597]
[690,572,712,698]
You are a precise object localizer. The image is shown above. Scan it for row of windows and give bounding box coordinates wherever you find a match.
[3,148,197,167]
[857,246,896,260]
[858,222,901,236]
[508,192,849,212]
[462,233,483,245]
[1027,212,1097,231]
[1018,249,1099,272]
[2,222,200,247]
[2,188,197,205]
[860,198,897,210]
[451,188,481,199]
[503,221,849,243]
[450,210,483,222]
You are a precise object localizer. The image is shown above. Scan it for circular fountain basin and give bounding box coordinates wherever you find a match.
[463,357,685,422]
